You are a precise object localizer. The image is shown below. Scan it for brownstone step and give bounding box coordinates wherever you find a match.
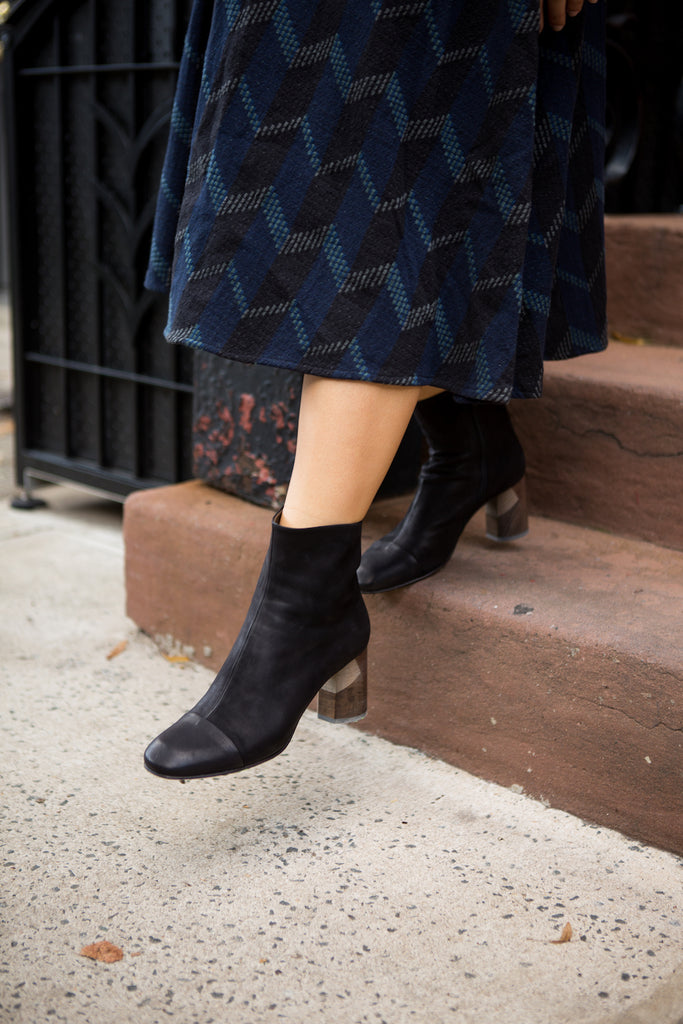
[124,480,683,856]
[605,214,683,348]
[510,341,683,551]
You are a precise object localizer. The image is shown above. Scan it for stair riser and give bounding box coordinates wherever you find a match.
[364,593,682,856]
[511,371,683,551]
[605,215,683,348]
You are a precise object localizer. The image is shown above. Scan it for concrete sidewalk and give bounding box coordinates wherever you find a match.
[1,485,682,1024]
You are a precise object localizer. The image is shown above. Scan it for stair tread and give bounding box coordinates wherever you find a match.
[364,498,683,672]
[544,340,683,393]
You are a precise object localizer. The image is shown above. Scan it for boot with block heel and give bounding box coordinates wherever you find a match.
[357,396,528,594]
[144,514,370,780]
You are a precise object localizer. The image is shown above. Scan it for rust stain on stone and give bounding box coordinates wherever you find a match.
[239,393,256,432]
[192,357,302,508]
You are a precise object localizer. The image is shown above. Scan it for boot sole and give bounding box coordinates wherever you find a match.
[144,707,368,782]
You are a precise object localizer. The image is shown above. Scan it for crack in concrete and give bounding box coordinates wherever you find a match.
[572,693,683,735]
[556,421,683,460]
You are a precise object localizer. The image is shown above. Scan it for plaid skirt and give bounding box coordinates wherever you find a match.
[146,0,607,401]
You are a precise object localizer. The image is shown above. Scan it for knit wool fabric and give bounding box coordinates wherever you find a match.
[146,0,607,401]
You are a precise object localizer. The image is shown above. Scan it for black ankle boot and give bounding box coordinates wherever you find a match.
[357,397,527,593]
[144,516,370,780]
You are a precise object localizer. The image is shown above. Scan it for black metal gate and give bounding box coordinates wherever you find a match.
[1,0,194,499]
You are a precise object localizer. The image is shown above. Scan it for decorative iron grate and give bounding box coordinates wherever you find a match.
[2,0,194,498]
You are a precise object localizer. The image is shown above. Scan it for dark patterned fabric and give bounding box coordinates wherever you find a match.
[146,0,607,401]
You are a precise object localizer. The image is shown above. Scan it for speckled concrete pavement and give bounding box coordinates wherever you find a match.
[1,488,682,1024]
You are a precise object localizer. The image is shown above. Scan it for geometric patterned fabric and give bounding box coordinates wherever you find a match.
[146,0,607,401]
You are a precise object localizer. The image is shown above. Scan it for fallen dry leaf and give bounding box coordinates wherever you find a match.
[80,940,124,963]
[550,922,573,945]
[106,640,128,661]
[163,654,190,664]
[609,329,647,347]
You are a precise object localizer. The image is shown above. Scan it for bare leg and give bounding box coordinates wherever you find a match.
[419,386,444,402]
[281,376,428,528]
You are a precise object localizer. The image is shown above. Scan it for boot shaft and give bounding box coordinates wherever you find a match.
[414,397,525,495]
[264,516,366,626]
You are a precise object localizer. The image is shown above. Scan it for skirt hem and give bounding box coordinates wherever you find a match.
[170,329,608,402]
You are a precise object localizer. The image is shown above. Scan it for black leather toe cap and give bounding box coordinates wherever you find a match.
[144,712,244,779]
[357,540,423,593]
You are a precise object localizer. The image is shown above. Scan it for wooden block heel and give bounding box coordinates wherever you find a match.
[318,650,368,724]
[485,477,529,542]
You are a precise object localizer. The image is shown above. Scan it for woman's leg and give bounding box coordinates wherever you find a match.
[281,377,438,529]
[280,380,423,532]
[144,376,432,780]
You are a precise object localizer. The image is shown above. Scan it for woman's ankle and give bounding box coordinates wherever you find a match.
[279,505,363,529]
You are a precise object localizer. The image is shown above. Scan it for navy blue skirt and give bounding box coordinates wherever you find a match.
[146,0,607,401]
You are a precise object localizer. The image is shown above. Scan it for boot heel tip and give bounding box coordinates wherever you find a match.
[317,710,368,725]
[485,527,530,544]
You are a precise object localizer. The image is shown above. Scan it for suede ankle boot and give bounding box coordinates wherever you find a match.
[144,515,370,780]
[357,397,527,593]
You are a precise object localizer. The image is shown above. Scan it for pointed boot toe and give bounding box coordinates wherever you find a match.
[357,539,426,593]
[144,711,244,780]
